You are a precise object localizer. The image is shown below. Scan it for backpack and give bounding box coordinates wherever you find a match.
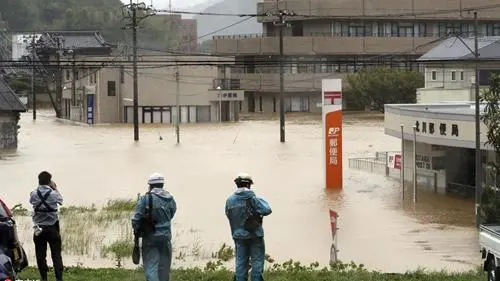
[243,197,263,232]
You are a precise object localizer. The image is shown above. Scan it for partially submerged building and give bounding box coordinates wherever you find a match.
[0,77,27,149]
[384,36,500,198]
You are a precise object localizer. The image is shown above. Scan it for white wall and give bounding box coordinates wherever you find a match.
[416,88,472,103]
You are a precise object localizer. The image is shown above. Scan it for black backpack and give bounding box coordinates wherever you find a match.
[243,197,263,232]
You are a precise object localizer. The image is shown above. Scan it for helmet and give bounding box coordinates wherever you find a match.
[234,173,253,185]
[147,173,165,185]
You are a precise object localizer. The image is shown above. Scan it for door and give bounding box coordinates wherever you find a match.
[189,106,197,123]
[153,111,161,123]
[181,106,189,123]
[291,96,301,112]
[161,110,171,124]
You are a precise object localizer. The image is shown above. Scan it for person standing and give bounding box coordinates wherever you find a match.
[225,173,272,281]
[29,171,63,281]
[132,173,177,281]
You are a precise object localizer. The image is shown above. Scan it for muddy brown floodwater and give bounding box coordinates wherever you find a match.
[0,111,481,272]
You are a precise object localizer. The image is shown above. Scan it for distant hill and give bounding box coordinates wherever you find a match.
[192,0,261,42]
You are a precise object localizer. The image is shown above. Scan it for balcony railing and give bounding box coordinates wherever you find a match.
[212,78,241,90]
[212,31,481,40]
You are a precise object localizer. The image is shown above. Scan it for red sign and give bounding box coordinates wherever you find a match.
[394,154,402,170]
[325,110,343,189]
[329,209,338,239]
[324,91,342,105]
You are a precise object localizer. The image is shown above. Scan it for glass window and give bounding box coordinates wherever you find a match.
[107,81,116,96]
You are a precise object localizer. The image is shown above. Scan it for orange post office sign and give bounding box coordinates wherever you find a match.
[322,79,343,190]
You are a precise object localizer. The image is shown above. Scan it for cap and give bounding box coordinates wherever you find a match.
[148,173,165,185]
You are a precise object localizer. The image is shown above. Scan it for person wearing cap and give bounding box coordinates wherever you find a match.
[132,173,177,281]
[225,173,272,281]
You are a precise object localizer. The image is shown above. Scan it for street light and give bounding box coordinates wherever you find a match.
[216,86,222,123]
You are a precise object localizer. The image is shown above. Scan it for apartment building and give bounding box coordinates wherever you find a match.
[34,31,233,124]
[210,0,500,113]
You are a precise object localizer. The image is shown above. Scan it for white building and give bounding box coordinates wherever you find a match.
[11,33,41,60]
[384,36,500,198]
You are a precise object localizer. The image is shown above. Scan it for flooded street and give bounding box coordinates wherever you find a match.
[0,111,481,273]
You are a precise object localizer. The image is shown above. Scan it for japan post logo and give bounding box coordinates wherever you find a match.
[328,127,340,137]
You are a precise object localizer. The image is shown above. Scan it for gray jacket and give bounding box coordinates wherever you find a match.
[29,185,63,226]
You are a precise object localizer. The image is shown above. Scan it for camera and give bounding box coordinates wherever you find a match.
[33,225,42,236]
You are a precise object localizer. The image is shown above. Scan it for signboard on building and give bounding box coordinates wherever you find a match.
[86,95,94,125]
[415,154,432,170]
[387,152,402,170]
[322,79,343,190]
[209,90,244,101]
[384,106,490,149]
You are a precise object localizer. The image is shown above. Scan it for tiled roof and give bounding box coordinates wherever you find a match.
[0,77,27,112]
[418,36,500,61]
[38,31,110,50]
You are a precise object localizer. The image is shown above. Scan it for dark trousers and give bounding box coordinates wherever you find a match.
[33,221,63,281]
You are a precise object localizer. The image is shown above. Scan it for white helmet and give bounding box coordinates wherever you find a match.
[234,172,253,185]
[148,173,165,185]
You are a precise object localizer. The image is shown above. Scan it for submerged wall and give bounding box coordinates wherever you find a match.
[0,112,21,149]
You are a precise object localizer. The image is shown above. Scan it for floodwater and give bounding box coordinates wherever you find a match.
[0,110,481,273]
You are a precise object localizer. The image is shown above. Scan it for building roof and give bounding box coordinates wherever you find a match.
[0,77,27,112]
[418,36,500,62]
[385,102,484,117]
[36,31,112,53]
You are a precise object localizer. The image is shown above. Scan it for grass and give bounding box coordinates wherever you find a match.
[15,261,486,281]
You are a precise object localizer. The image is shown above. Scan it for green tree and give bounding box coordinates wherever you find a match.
[479,74,500,224]
[346,67,423,112]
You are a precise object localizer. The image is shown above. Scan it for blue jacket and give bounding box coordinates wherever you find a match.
[131,188,177,240]
[225,188,272,240]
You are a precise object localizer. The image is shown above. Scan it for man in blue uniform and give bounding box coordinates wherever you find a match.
[132,173,177,281]
[225,173,272,281]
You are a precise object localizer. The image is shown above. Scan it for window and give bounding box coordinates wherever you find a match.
[486,23,500,36]
[460,71,464,81]
[451,71,456,81]
[75,71,79,80]
[66,70,70,81]
[431,70,437,81]
[416,23,427,37]
[107,81,116,96]
[391,23,414,37]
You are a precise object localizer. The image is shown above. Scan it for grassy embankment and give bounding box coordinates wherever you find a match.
[16,263,485,281]
[11,199,486,281]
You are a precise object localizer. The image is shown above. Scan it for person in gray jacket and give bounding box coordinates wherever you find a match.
[29,171,63,281]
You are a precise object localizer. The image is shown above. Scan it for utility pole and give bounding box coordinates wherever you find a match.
[55,36,63,118]
[474,11,482,227]
[71,50,76,119]
[175,64,180,144]
[31,36,36,120]
[267,5,295,143]
[123,1,154,141]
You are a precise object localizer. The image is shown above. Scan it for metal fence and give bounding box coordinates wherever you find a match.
[348,151,400,175]
[348,157,387,174]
